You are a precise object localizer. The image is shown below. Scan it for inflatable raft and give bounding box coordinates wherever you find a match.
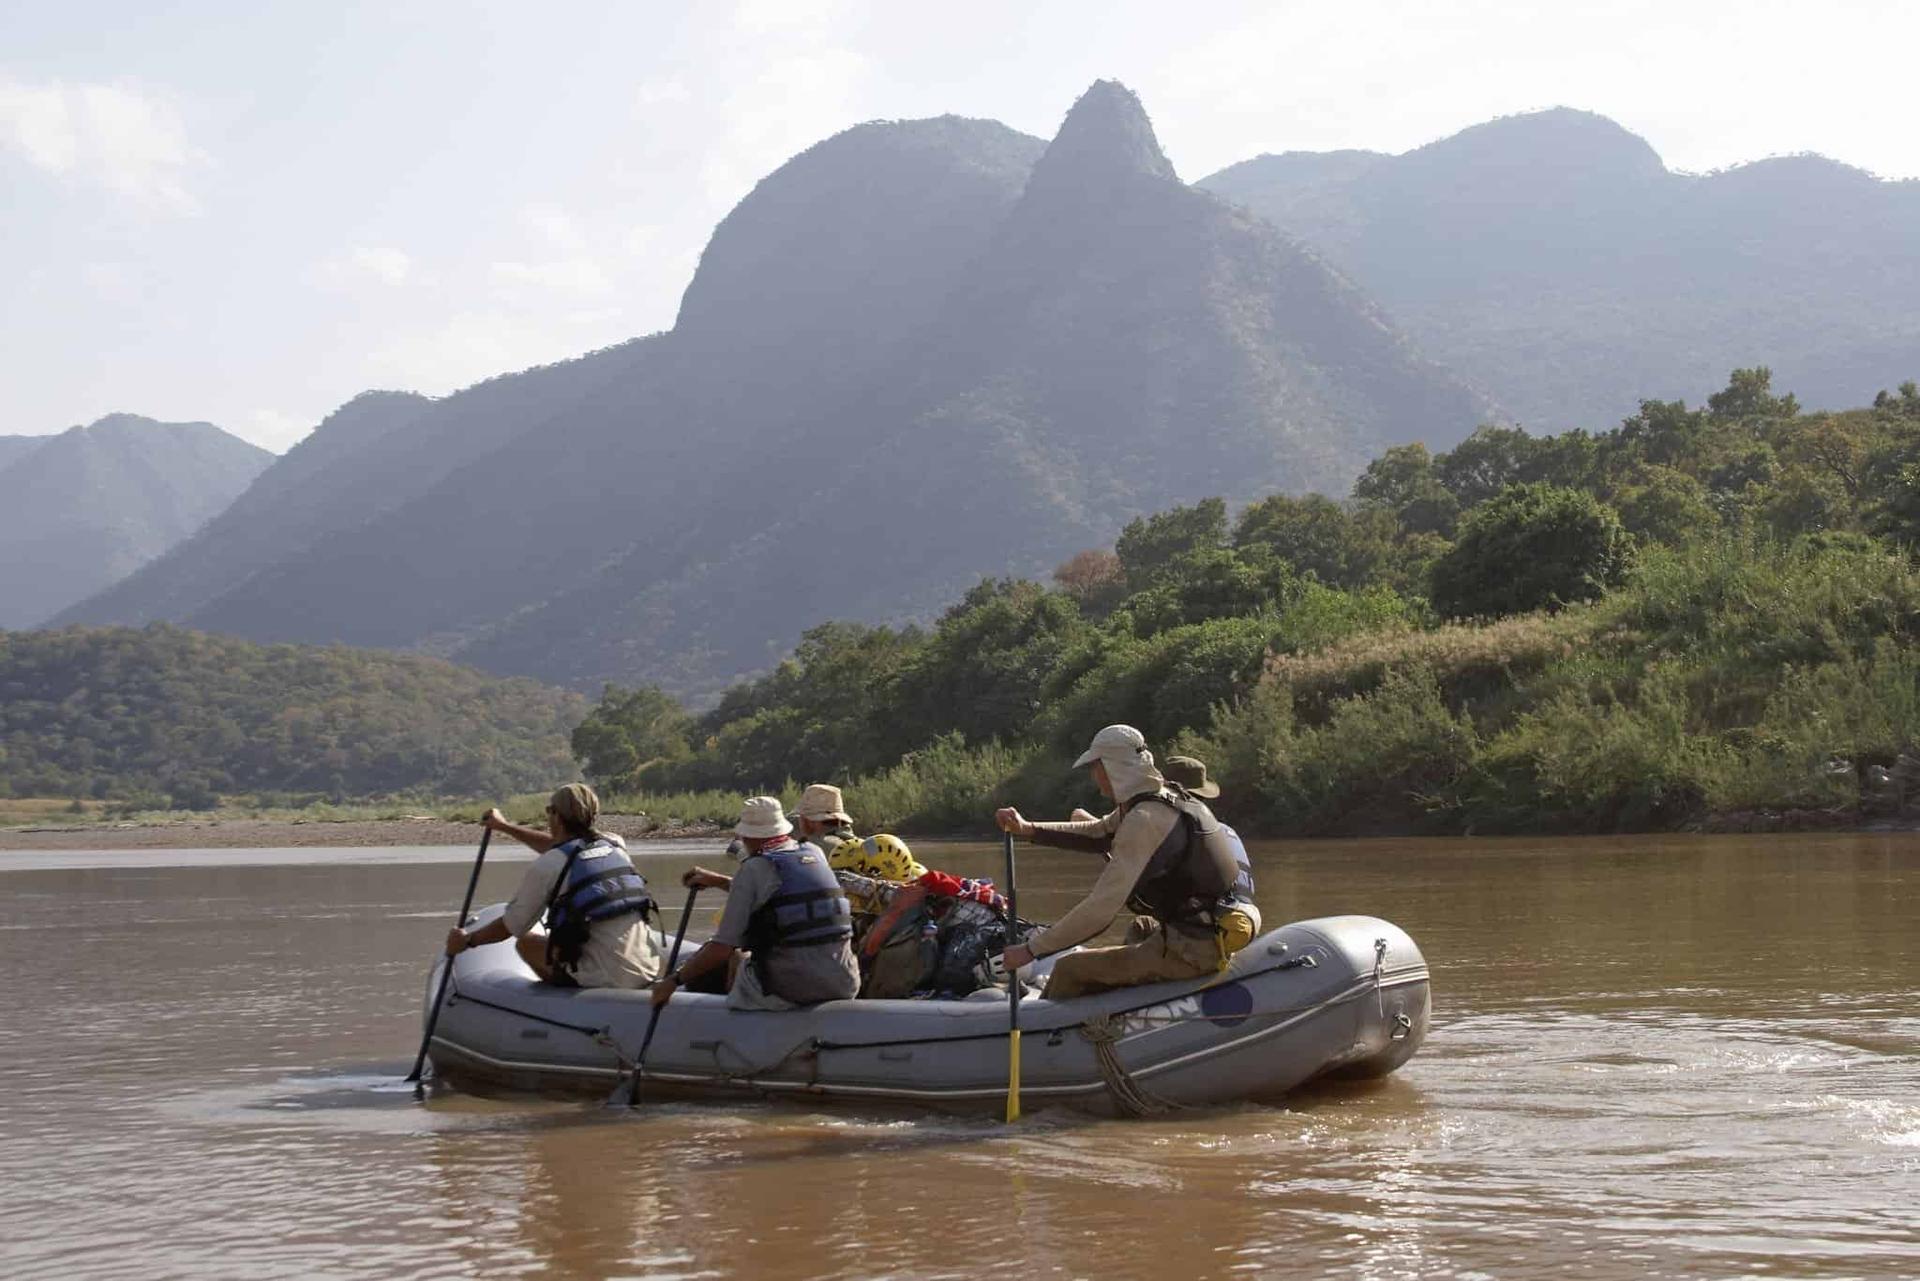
[421,905,1431,1115]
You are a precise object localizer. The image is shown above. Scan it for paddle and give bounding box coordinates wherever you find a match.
[407,826,492,1092]
[1004,828,1022,1123]
[624,885,701,1107]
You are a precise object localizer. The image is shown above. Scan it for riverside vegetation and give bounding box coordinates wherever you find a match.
[577,371,1920,835]
[0,626,584,810]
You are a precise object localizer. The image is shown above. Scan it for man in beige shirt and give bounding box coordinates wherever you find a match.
[444,784,662,989]
[995,725,1245,999]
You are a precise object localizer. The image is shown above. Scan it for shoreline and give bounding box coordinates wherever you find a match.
[4,806,1916,852]
[0,813,727,851]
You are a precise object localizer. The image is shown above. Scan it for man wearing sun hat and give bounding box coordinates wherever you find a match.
[994,725,1248,998]
[651,796,860,1011]
[1067,753,1260,931]
[791,782,859,856]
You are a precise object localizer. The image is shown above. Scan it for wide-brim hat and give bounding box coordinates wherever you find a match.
[792,782,853,824]
[1073,723,1149,769]
[735,795,793,839]
[1162,755,1221,798]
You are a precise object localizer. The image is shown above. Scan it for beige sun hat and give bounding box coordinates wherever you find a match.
[1073,723,1149,769]
[792,783,852,824]
[734,795,793,839]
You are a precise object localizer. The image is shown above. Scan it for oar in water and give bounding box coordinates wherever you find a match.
[1004,828,1022,1123]
[407,826,492,1093]
[624,885,701,1107]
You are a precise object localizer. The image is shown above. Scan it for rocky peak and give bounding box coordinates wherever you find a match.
[1021,79,1179,206]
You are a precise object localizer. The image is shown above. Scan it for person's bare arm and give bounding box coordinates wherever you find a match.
[483,806,553,854]
[651,862,764,1006]
[446,915,511,954]
[649,939,736,1006]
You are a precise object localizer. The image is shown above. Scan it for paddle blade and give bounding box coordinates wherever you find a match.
[1006,1028,1022,1123]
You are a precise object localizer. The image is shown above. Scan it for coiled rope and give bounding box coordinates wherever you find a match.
[1079,1012,1186,1118]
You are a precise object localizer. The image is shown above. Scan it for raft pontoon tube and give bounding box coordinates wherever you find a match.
[422,907,1430,1116]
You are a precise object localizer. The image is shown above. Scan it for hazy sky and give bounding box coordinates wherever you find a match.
[5,1,1916,451]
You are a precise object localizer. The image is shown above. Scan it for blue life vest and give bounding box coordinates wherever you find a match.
[747,841,854,954]
[544,836,653,972]
[1222,823,1255,901]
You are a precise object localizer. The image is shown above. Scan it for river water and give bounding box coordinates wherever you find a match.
[1,833,1914,1279]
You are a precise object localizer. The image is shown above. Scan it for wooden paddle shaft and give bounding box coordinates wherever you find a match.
[407,826,492,1084]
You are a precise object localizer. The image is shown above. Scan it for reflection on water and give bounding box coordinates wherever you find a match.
[1,833,1915,1279]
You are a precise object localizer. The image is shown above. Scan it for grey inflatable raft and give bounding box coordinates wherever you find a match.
[422,905,1430,1115]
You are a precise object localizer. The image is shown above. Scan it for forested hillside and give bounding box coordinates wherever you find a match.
[576,372,1920,834]
[61,82,1485,702]
[0,626,585,805]
[0,416,272,628]
[1202,109,1920,431]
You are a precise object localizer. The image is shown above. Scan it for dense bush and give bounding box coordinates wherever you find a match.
[1430,483,1634,618]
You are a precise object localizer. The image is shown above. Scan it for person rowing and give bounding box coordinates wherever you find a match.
[444,783,661,990]
[650,796,860,1011]
[994,725,1257,998]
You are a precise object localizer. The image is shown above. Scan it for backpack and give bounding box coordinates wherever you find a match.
[859,895,939,998]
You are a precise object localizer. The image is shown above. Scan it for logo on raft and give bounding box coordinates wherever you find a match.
[1112,981,1255,1037]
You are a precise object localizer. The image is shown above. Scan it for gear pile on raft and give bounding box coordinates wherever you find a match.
[423,725,1431,1115]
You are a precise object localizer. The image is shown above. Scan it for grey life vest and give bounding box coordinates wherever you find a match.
[1123,790,1243,929]
[747,841,854,955]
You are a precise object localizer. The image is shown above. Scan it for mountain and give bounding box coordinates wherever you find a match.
[60,83,1486,701]
[0,625,584,802]
[1201,108,1920,429]
[0,436,48,474]
[0,416,272,629]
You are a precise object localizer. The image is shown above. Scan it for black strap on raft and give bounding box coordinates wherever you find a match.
[444,990,608,1039]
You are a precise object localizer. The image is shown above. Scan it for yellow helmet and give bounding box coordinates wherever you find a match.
[828,833,925,883]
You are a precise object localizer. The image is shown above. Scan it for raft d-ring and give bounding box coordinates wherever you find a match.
[1390,1012,1413,1041]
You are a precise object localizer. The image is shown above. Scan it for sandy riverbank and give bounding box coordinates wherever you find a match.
[0,813,727,851]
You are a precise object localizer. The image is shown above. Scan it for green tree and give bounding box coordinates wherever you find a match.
[1707,366,1799,423]
[571,684,691,788]
[1233,493,1392,588]
[1614,398,1709,469]
[1352,442,1459,535]
[890,579,1087,753]
[1430,483,1635,618]
[1616,466,1719,546]
[1115,546,1294,636]
[1114,497,1227,589]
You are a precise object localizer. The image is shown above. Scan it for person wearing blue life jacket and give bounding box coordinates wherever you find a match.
[652,796,860,1012]
[444,783,662,990]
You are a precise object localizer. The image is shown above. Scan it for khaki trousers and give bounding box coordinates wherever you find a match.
[1043,917,1222,1000]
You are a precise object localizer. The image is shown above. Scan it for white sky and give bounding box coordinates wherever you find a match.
[4,0,1916,452]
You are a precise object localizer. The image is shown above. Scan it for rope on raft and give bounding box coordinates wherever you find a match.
[1079,1012,1188,1118]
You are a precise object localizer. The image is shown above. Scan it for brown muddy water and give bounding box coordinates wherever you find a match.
[1,834,1914,1279]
